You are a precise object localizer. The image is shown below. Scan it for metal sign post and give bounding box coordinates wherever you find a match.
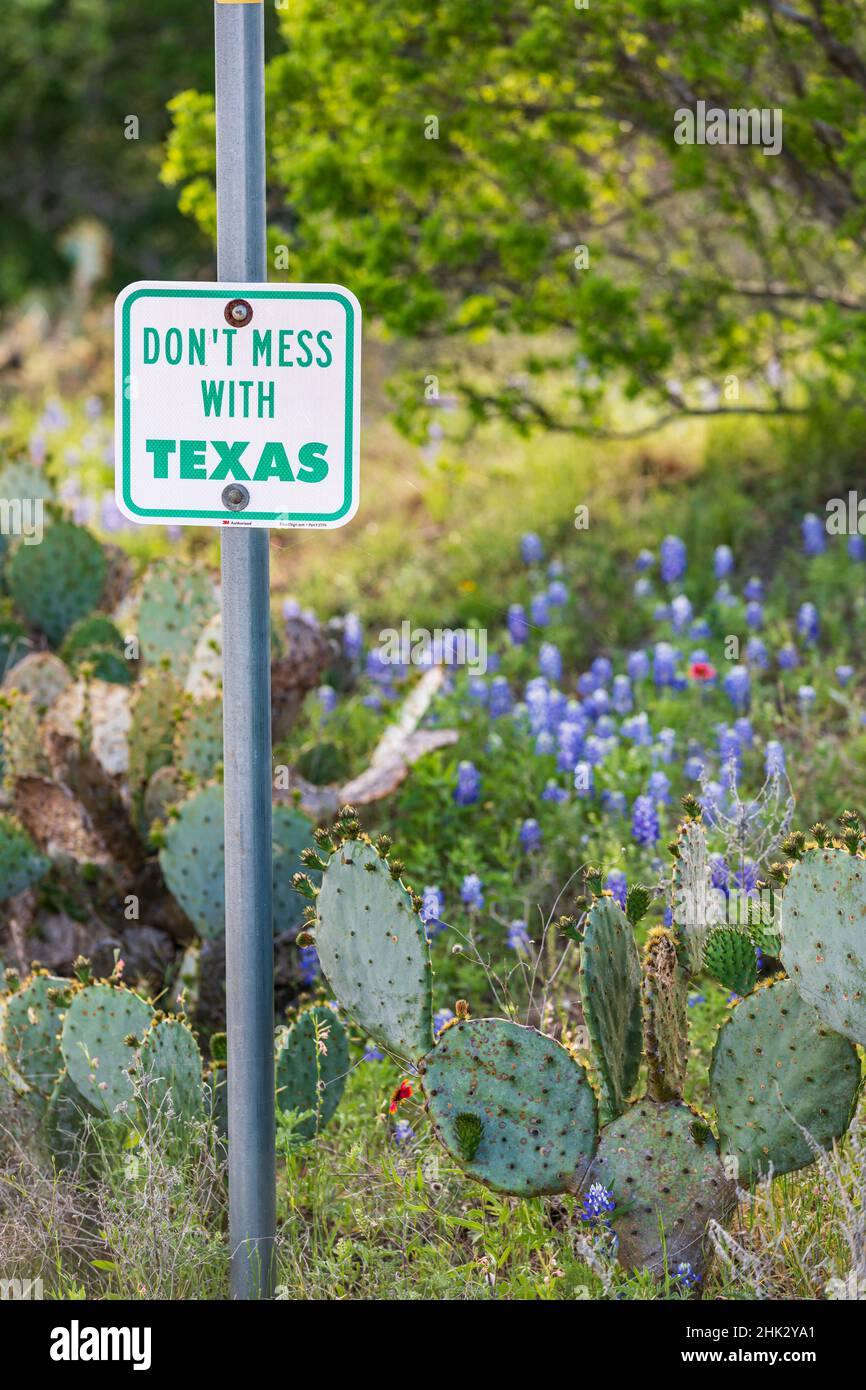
[215,0,275,1300]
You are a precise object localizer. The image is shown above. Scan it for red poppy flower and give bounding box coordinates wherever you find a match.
[689,661,716,682]
[389,1080,413,1113]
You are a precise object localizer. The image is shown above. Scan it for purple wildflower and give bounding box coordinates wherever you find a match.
[632,795,660,847]
[453,760,481,805]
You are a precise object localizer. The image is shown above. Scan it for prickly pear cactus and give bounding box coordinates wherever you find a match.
[173,697,223,781]
[7,520,106,645]
[710,978,861,1184]
[272,804,316,934]
[579,897,642,1120]
[2,652,72,712]
[275,1005,348,1138]
[671,815,724,973]
[128,670,183,806]
[61,615,126,674]
[781,848,866,1045]
[159,784,226,938]
[184,612,222,700]
[42,1069,97,1167]
[61,983,154,1117]
[422,1017,598,1196]
[703,927,758,997]
[313,836,434,1061]
[0,812,49,901]
[137,1017,204,1121]
[0,973,70,1101]
[142,764,187,830]
[642,927,689,1103]
[582,1099,736,1277]
[0,691,49,787]
[137,559,217,680]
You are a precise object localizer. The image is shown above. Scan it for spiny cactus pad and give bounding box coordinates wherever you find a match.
[137,1017,204,1121]
[159,784,226,938]
[671,817,724,973]
[272,804,316,934]
[275,1005,348,1138]
[128,671,183,803]
[3,652,72,712]
[0,973,70,1099]
[0,812,50,901]
[7,520,107,646]
[642,928,689,1103]
[61,615,125,671]
[583,1099,735,1277]
[710,977,861,1184]
[173,697,223,781]
[421,1018,598,1196]
[703,927,758,997]
[61,984,154,1116]
[578,897,642,1120]
[315,839,434,1060]
[780,848,866,1045]
[137,559,217,680]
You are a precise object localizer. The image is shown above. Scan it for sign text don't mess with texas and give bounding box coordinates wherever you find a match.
[114,282,361,528]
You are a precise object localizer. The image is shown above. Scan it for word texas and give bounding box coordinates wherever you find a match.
[675,101,783,156]
[50,1321,152,1371]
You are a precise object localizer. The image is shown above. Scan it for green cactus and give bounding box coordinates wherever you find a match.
[710,977,861,1184]
[0,972,70,1102]
[142,764,187,830]
[137,559,217,680]
[421,1018,598,1196]
[7,520,106,645]
[312,835,434,1061]
[41,1069,97,1167]
[578,896,642,1120]
[137,1016,204,1121]
[703,927,759,997]
[128,670,184,821]
[173,696,223,780]
[0,812,49,901]
[61,615,126,672]
[780,847,866,1045]
[581,1099,736,1277]
[272,804,317,934]
[60,983,154,1116]
[0,691,49,787]
[642,927,689,1103]
[275,1005,348,1139]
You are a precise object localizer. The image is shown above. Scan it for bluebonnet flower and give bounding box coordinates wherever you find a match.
[743,576,764,602]
[542,779,569,803]
[489,676,512,718]
[530,592,550,627]
[362,1043,384,1062]
[688,994,707,1008]
[596,715,616,738]
[507,919,531,952]
[674,1262,701,1291]
[798,684,816,712]
[627,649,650,682]
[467,676,488,704]
[622,712,653,746]
[653,602,671,624]
[653,642,677,688]
[684,755,705,780]
[709,854,729,891]
[801,513,827,556]
[670,594,693,633]
[849,535,866,561]
[836,664,855,687]
[557,719,585,772]
[454,760,481,805]
[591,656,613,685]
[601,789,628,816]
[548,580,568,606]
[433,1008,455,1038]
[777,643,799,670]
[745,600,764,630]
[342,612,364,661]
[521,532,544,565]
[765,740,786,777]
[548,559,565,578]
[317,685,337,716]
[298,946,320,987]
[577,670,598,697]
[362,691,383,711]
[634,577,652,599]
[507,603,529,644]
[715,581,735,608]
[612,674,633,715]
[647,770,672,805]
[690,618,711,640]
[421,886,445,936]
[534,730,555,756]
[632,795,661,847]
[723,664,750,711]
[635,548,655,572]
[574,761,594,796]
[734,716,754,747]
[519,818,542,852]
[538,642,562,683]
[732,859,759,895]
[392,1120,415,1146]
[605,869,627,910]
[461,873,484,910]
[745,636,769,669]
[663,906,674,926]
[657,727,676,763]
[580,1182,616,1224]
[714,544,734,579]
[584,688,611,719]
[701,780,727,823]
[797,602,820,644]
[660,534,687,583]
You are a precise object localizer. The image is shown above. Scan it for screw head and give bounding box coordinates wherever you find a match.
[224,298,253,327]
[222,483,250,511]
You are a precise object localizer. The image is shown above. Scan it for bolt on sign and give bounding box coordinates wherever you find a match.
[114,282,361,529]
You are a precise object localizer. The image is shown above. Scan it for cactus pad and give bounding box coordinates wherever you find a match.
[128,670,183,803]
[272,804,316,933]
[61,984,154,1116]
[173,697,223,781]
[137,1017,204,1121]
[579,897,642,1120]
[780,848,866,1045]
[61,615,126,673]
[159,784,226,938]
[703,927,758,997]
[671,817,724,973]
[315,839,434,1060]
[3,652,72,712]
[275,1005,348,1138]
[0,973,69,1099]
[710,977,861,1184]
[0,812,49,900]
[583,1098,735,1276]
[421,1018,598,1196]
[7,520,106,645]
[642,927,689,1102]
[138,559,217,680]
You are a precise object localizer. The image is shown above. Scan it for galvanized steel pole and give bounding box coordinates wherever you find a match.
[214,0,276,1300]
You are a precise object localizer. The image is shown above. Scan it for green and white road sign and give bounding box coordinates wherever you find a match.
[114,281,361,529]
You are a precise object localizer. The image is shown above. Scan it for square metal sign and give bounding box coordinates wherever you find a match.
[114,281,361,529]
